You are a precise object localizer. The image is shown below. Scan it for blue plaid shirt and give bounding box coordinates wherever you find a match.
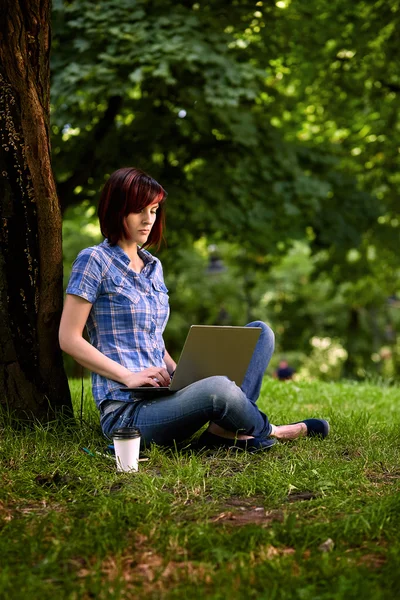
[66,239,169,406]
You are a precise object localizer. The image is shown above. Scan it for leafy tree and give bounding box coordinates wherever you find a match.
[52,0,379,254]
[0,0,71,419]
[56,0,399,379]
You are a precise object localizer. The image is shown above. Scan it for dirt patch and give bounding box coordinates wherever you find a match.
[73,534,214,595]
[35,471,82,488]
[341,449,363,460]
[71,535,298,595]
[344,542,387,570]
[210,496,283,527]
[0,501,14,522]
[365,469,400,484]
[0,499,65,521]
[286,491,319,502]
[223,496,266,508]
[209,493,317,526]
[210,502,284,526]
[357,553,387,569]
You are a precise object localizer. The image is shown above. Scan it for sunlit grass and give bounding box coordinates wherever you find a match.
[1,379,399,598]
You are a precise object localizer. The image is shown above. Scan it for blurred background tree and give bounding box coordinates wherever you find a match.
[53,0,400,381]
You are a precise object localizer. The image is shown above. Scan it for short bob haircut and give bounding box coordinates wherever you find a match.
[98,167,167,248]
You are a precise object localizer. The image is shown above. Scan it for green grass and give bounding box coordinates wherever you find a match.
[1,379,400,599]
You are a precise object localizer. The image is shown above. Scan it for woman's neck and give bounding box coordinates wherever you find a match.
[117,241,144,273]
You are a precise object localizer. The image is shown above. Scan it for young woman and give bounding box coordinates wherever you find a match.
[59,167,329,451]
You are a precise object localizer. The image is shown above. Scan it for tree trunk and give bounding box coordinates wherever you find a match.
[0,0,72,420]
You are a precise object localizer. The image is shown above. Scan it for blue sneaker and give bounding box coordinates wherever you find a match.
[290,418,330,438]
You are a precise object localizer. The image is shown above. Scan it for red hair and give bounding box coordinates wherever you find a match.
[98,167,167,248]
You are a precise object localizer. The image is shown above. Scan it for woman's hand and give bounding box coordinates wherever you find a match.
[122,367,171,388]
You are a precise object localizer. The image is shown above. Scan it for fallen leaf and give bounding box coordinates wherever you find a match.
[211,511,234,522]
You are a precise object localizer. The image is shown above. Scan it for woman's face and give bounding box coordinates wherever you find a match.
[123,203,159,245]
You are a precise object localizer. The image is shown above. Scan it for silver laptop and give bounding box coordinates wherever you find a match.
[121,325,261,397]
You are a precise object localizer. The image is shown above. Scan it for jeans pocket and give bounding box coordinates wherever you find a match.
[119,403,137,428]
[101,403,128,438]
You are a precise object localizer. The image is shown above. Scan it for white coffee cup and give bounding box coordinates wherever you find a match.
[112,427,141,472]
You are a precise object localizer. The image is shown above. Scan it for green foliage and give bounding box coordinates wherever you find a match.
[54,0,400,379]
[159,239,399,380]
[274,0,400,218]
[51,0,382,252]
[62,200,102,288]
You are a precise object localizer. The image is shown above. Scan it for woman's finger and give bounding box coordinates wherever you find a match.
[146,377,159,387]
[158,368,171,384]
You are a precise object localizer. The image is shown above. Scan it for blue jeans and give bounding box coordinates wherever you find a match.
[100,321,274,446]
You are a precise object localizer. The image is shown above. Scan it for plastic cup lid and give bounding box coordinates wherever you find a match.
[112,427,141,440]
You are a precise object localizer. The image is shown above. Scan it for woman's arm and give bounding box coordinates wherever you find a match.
[59,294,171,387]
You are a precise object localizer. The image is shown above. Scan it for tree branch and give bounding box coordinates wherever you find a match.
[57,94,123,212]
[378,80,400,93]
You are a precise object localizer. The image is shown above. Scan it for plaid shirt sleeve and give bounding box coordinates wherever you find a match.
[66,248,103,303]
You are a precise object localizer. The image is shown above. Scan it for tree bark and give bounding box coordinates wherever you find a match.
[0,0,72,420]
